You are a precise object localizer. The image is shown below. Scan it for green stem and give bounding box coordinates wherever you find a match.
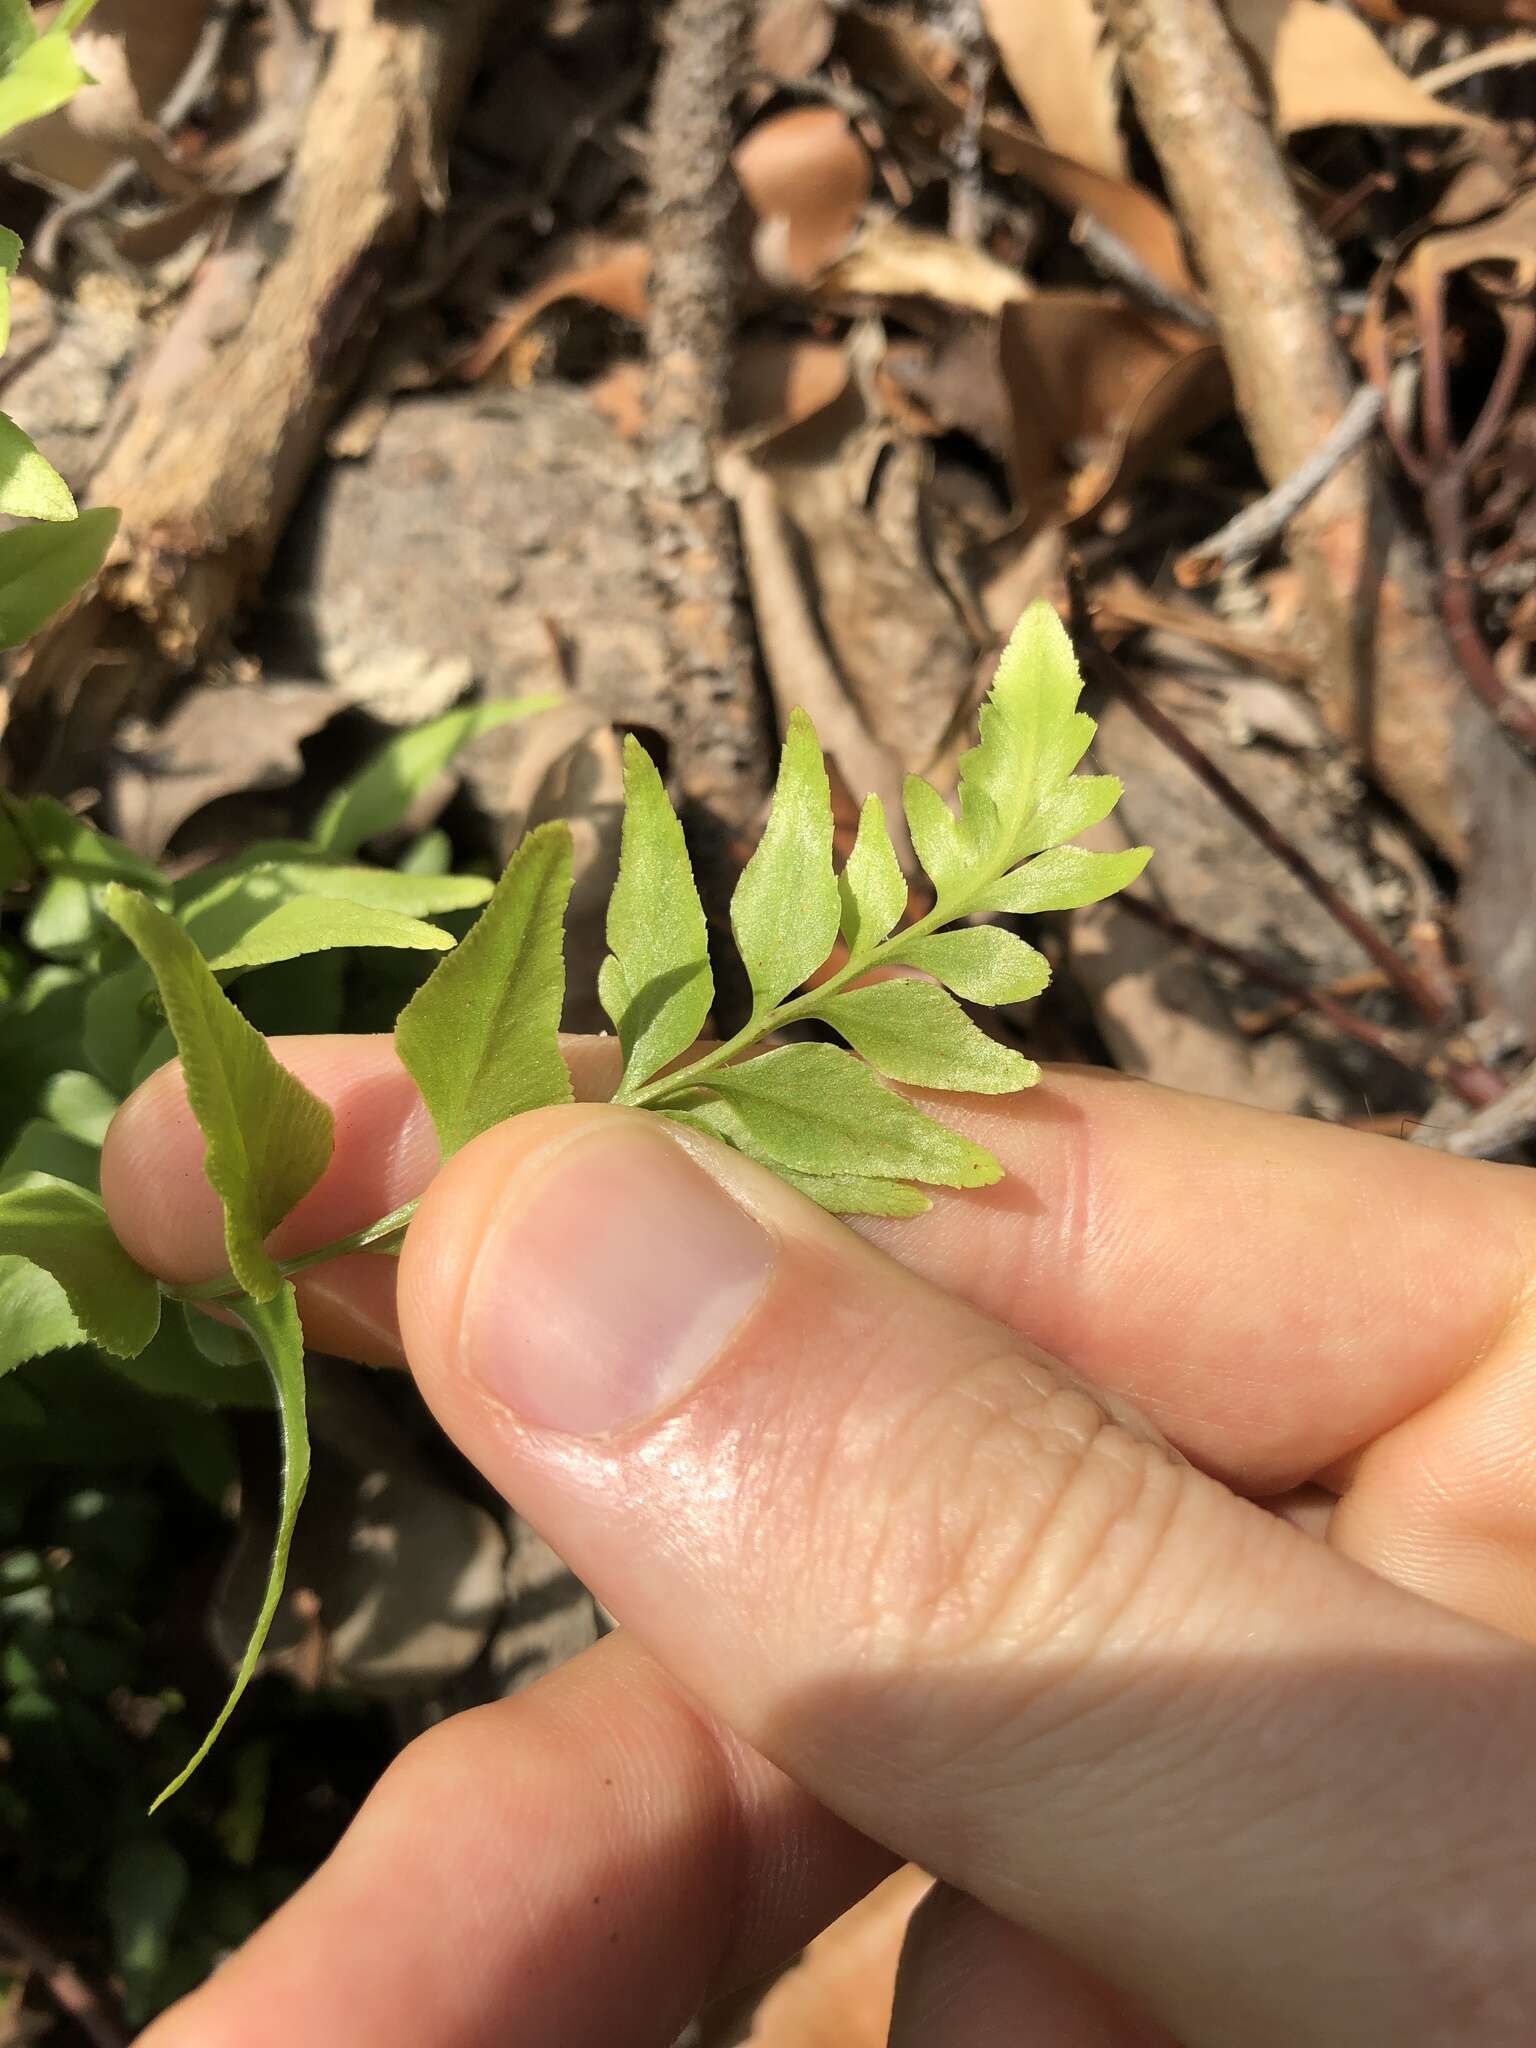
[620,890,965,1112]
[165,1198,421,1306]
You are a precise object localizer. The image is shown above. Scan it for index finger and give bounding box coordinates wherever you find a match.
[101,1036,1536,1489]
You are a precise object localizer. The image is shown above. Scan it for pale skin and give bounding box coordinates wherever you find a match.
[100,1035,1536,2047]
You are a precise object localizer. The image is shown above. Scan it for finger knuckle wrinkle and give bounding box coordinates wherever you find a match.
[837,1353,1185,1673]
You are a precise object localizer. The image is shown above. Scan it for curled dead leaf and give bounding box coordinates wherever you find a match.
[1000,294,1230,524]
[733,105,872,285]
[1224,0,1485,132]
[459,240,651,382]
[979,0,1127,179]
[815,216,1029,315]
[838,4,1196,296]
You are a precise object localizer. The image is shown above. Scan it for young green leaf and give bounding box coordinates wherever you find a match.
[0,24,89,138]
[151,1282,309,1811]
[0,224,20,354]
[894,926,1051,1006]
[955,601,1094,866]
[0,508,119,648]
[177,858,491,933]
[51,0,106,35]
[104,886,334,1301]
[666,1096,930,1217]
[0,414,77,521]
[201,896,455,979]
[977,842,1152,917]
[0,1117,98,1190]
[0,1254,83,1374]
[902,773,967,898]
[311,695,558,857]
[39,1068,117,1146]
[3,788,162,887]
[395,822,574,1156]
[603,737,712,1098]
[730,711,839,1014]
[808,980,1039,1095]
[701,1043,1001,1189]
[0,1175,160,1357]
[838,795,907,956]
[0,0,37,71]
[1012,774,1124,862]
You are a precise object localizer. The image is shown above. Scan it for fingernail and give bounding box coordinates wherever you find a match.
[457,1119,775,1436]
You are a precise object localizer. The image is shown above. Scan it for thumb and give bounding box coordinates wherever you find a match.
[399,1105,1536,2048]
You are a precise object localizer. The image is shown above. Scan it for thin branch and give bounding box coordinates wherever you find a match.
[1071,210,1217,334]
[1411,1055,1536,1157]
[1069,578,1454,1028]
[1176,385,1383,587]
[1115,896,1496,1107]
[0,1900,127,2048]
[645,0,769,835]
[1100,0,1479,863]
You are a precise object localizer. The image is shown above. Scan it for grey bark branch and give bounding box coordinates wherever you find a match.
[1177,385,1385,585]
[1098,0,1486,864]
[646,0,769,834]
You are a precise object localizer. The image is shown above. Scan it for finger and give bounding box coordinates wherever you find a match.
[889,1886,1174,2048]
[105,1043,1536,1488]
[861,1065,1536,1493]
[138,1630,890,2048]
[400,1105,1536,2046]
[101,1035,621,1366]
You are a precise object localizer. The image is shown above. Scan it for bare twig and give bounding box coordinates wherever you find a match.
[646,0,769,835]
[1099,0,1493,864]
[718,448,911,861]
[1071,211,1216,334]
[1411,1055,1536,1156]
[1176,385,1384,587]
[0,1900,127,2048]
[1415,34,1536,97]
[1071,579,1454,1028]
[1116,896,1496,1107]
[32,0,245,277]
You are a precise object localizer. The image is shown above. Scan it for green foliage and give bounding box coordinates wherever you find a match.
[149,1286,309,1814]
[0,1177,159,1360]
[395,821,575,1156]
[602,737,713,1094]
[0,2,119,653]
[312,694,557,856]
[1,599,1147,1823]
[605,600,1148,1212]
[730,709,841,1014]
[104,888,334,1303]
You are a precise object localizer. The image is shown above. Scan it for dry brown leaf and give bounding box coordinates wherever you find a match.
[108,677,342,856]
[979,0,1127,179]
[753,0,836,77]
[459,240,651,381]
[1225,0,1484,132]
[726,336,850,437]
[999,294,1229,524]
[838,5,1196,295]
[815,216,1028,314]
[734,105,872,285]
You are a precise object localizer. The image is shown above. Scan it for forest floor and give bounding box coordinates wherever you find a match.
[3,1,1536,2040]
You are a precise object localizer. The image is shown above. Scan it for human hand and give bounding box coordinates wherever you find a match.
[108,1038,1536,2047]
